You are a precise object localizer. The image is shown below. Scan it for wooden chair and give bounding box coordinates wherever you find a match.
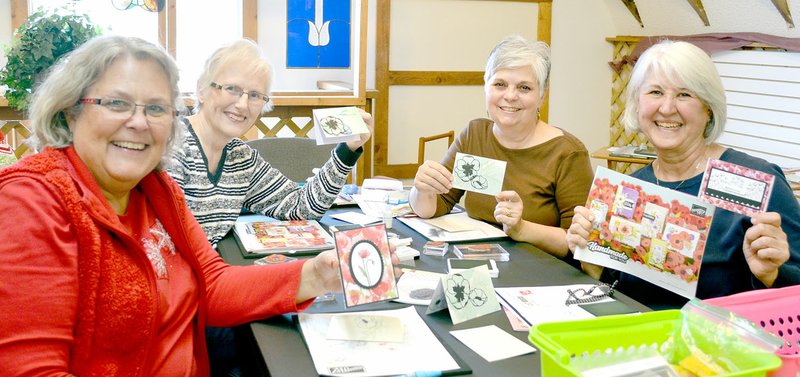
[417,130,455,166]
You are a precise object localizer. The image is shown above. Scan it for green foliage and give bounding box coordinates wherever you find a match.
[0,8,101,112]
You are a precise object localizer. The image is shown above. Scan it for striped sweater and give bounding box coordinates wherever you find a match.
[168,121,360,247]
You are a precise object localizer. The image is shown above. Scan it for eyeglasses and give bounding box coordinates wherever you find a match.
[79,97,177,124]
[565,281,617,306]
[210,82,270,105]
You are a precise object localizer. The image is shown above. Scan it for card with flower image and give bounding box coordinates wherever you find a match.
[574,167,716,299]
[333,223,399,307]
[451,152,507,196]
[698,159,775,217]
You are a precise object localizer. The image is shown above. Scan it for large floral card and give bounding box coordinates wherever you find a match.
[334,224,398,307]
[574,167,716,299]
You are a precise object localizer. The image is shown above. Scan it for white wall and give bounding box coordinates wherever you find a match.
[549,0,800,170]
[0,0,11,76]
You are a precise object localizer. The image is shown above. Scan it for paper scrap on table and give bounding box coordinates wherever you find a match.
[450,325,536,362]
[451,152,506,196]
[424,215,475,233]
[331,211,382,225]
[395,270,445,305]
[326,314,405,343]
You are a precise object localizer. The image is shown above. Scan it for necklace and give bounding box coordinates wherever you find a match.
[653,155,708,190]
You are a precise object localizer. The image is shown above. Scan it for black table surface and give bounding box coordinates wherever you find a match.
[217,207,651,376]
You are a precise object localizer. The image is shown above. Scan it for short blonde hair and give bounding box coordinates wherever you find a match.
[621,40,726,143]
[195,39,274,114]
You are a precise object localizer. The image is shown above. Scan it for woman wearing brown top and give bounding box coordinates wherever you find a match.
[409,35,593,261]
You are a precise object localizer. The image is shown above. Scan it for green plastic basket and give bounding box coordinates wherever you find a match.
[529,310,782,377]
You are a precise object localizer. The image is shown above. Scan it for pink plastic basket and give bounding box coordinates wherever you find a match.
[705,285,800,377]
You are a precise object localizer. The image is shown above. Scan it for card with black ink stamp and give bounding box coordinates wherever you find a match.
[698,159,774,217]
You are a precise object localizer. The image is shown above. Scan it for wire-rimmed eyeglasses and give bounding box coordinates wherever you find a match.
[565,281,618,306]
[210,82,270,105]
[79,97,178,124]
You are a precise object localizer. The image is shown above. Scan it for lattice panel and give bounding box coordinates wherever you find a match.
[244,106,320,140]
[0,120,32,159]
[610,40,649,174]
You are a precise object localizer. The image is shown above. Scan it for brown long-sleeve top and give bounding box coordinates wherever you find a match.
[433,119,593,230]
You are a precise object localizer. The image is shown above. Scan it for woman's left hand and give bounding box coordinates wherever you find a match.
[346,108,373,152]
[743,211,789,287]
[494,191,524,237]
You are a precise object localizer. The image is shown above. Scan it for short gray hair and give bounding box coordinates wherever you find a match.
[484,35,551,100]
[28,35,184,169]
[195,39,274,114]
[621,40,726,143]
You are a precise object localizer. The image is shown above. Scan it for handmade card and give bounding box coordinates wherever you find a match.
[574,167,716,299]
[333,224,398,307]
[425,265,500,325]
[451,152,507,196]
[698,159,775,217]
[312,106,370,145]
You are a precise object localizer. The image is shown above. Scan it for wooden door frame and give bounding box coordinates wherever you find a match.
[373,0,552,178]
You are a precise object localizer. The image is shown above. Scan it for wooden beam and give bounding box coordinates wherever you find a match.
[686,0,710,26]
[619,0,644,27]
[538,1,552,122]
[770,0,795,27]
[374,0,390,172]
[11,0,28,32]
[389,71,483,86]
[243,0,258,40]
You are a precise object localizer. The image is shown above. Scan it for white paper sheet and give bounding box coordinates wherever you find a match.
[397,213,507,242]
[495,285,614,328]
[450,325,536,362]
[298,306,461,377]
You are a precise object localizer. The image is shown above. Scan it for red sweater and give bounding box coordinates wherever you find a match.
[0,147,310,376]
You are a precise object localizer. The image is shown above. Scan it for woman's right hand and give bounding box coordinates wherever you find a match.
[566,205,594,252]
[413,160,453,195]
[566,206,604,279]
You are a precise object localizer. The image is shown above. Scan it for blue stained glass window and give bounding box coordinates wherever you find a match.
[287,0,351,69]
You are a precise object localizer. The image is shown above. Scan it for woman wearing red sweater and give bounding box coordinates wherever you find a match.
[0,35,342,376]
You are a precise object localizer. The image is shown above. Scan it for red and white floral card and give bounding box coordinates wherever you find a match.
[334,224,398,307]
[698,159,775,217]
[574,167,716,299]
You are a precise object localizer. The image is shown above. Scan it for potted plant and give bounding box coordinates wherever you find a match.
[0,8,101,112]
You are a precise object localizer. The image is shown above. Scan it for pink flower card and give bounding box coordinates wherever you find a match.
[698,159,775,217]
[575,167,716,299]
[333,224,398,307]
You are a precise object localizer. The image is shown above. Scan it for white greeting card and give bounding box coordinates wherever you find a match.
[312,106,370,145]
[425,265,500,325]
[451,152,507,196]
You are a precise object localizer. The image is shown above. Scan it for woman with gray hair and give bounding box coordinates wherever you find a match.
[0,35,343,376]
[168,39,372,249]
[410,35,593,263]
[566,40,800,309]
